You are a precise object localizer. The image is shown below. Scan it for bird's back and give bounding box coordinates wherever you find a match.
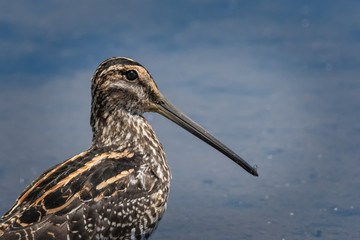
[0,146,170,240]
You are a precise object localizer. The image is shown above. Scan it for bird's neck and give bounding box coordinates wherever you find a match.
[91,108,170,182]
[91,108,162,153]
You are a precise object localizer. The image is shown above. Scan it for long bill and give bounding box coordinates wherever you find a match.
[153,97,259,177]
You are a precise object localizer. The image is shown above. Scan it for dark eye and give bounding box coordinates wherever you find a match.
[125,70,138,81]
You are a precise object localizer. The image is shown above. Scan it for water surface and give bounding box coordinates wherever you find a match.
[1,1,359,239]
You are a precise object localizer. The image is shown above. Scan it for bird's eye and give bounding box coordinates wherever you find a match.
[125,70,138,81]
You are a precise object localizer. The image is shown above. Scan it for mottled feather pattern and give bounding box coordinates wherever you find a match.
[0,57,173,240]
[0,146,169,239]
[0,57,253,240]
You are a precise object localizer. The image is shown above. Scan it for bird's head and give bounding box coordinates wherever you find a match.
[90,57,258,176]
[91,57,162,116]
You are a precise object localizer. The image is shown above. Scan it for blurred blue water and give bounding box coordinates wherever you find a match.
[1,1,360,239]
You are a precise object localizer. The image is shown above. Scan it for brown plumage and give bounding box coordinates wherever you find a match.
[0,57,257,240]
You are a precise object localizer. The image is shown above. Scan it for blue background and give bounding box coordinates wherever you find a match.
[0,1,359,239]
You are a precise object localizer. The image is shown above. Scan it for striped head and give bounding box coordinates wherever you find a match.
[90,57,162,127]
[90,57,258,176]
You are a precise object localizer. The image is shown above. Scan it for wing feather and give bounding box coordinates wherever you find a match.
[0,148,150,240]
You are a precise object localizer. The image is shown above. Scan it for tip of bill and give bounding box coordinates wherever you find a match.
[251,164,259,177]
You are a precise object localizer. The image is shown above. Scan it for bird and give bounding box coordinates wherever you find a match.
[0,57,258,240]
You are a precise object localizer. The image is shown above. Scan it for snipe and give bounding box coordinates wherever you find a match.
[0,57,258,240]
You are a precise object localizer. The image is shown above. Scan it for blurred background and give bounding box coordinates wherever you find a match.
[0,1,359,239]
